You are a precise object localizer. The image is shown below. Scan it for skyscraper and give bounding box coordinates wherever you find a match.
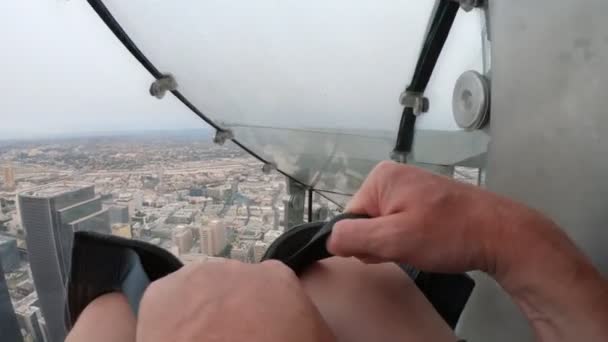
[18,183,111,342]
[0,235,19,273]
[172,226,193,255]
[230,241,254,263]
[2,166,16,190]
[199,220,227,256]
[0,255,23,342]
[253,240,269,263]
[14,292,48,342]
[15,305,46,342]
[105,205,129,225]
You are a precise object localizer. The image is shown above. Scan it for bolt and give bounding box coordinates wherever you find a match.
[399,91,429,116]
[390,150,409,164]
[262,163,275,174]
[149,74,178,99]
[213,129,234,145]
[457,0,483,12]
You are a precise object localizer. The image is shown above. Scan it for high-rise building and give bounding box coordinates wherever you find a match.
[230,241,254,263]
[0,253,23,341]
[116,192,143,218]
[15,305,46,342]
[0,235,19,273]
[18,183,111,342]
[199,220,227,256]
[2,165,16,190]
[172,227,193,255]
[105,205,129,225]
[15,292,47,342]
[253,241,268,263]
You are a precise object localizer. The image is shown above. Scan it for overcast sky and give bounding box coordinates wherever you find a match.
[0,0,204,140]
[1,1,482,140]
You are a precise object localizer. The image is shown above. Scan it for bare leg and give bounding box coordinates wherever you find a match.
[66,292,136,342]
[300,257,457,342]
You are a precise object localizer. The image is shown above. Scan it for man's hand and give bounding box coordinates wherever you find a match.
[327,161,608,341]
[136,260,335,342]
[328,160,525,275]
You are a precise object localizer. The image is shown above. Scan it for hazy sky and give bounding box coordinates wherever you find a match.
[0,0,204,140]
[1,1,483,140]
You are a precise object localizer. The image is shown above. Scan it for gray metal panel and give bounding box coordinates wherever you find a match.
[459,1,608,340]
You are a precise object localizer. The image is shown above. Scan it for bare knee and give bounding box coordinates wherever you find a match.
[300,257,455,342]
[66,292,136,342]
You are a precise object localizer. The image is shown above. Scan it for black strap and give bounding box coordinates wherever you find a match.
[393,1,461,155]
[66,232,183,328]
[262,213,475,329]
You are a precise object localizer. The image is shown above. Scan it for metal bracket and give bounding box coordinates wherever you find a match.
[149,73,178,99]
[213,129,234,146]
[399,91,429,115]
[284,179,306,229]
[262,163,276,174]
[451,0,484,12]
[390,150,409,164]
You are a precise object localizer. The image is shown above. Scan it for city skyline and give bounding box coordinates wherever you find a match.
[0,133,340,341]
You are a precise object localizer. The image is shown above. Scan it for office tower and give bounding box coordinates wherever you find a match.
[282,197,305,230]
[0,235,19,273]
[106,205,129,224]
[116,192,143,218]
[199,220,227,256]
[230,241,254,263]
[172,227,193,255]
[15,305,46,342]
[2,165,16,190]
[0,255,23,342]
[253,241,268,263]
[18,183,111,342]
[14,292,47,342]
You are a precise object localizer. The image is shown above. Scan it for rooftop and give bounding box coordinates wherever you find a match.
[69,208,108,225]
[0,234,17,244]
[19,182,92,198]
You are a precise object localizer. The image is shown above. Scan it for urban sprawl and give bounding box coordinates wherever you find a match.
[0,131,338,341]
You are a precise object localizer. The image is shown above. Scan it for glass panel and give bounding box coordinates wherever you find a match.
[99,0,489,195]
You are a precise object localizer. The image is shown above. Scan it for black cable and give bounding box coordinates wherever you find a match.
[393,1,460,156]
[85,0,353,207]
[307,189,314,222]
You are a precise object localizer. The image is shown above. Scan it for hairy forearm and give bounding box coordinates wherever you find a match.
[482,197,608,341]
